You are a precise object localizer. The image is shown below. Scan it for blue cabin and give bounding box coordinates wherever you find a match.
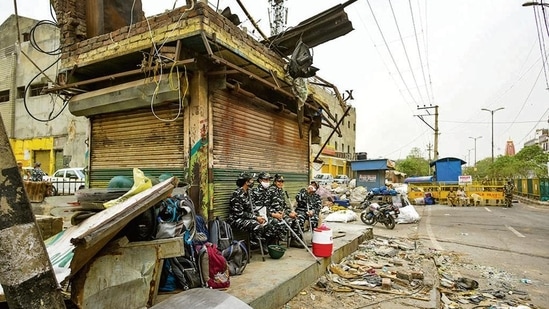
[350,158,395,189]
[430,157,465,183]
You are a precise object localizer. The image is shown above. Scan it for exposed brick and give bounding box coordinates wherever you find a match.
[411,271,424,280]
[396,270,411,281]
[381,278,391,290]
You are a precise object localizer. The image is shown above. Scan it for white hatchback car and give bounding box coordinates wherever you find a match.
[333,174,350,185]
[47,167,86,195]
[313,173,334,186]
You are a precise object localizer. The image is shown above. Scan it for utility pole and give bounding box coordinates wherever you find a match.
[426,142,433,174]
[416,105,440,160]
[0,115,66,309]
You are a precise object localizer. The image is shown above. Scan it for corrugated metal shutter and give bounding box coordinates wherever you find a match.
[212,89,309,171]
[89,106,186,187]
[211,89,309,218]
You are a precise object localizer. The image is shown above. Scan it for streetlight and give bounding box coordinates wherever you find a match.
[468,136,482,166]
[522,2,549,7]
[481,107,504,163]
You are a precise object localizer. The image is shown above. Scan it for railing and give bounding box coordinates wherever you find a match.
[47,179,85,196]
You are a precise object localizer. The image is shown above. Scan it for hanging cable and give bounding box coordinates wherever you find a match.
[532,5,549,88]
[388,0,425,105]
[409,0,431,106]
[22,56,70,122]
[366,0,419,107]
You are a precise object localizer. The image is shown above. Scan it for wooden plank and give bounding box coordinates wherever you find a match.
[70,237,184,308]
[45,177,177,285]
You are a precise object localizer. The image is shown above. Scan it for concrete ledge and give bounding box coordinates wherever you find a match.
[35,215,64,240]
[226,222,374,309]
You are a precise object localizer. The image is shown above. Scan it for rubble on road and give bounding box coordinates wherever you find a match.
[290,236,540,308]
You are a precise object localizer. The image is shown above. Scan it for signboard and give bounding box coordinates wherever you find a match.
[458,175,472,185]
[359,174,377,182]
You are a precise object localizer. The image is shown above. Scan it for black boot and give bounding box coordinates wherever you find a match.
[290,237,305,248]
[266,237,279,246]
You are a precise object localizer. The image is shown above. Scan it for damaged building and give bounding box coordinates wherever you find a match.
[45,0,357,220]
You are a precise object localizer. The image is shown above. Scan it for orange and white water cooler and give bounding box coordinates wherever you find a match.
[312,224,333,257]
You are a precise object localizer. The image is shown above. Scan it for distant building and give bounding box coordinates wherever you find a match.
[524,129,548,153]
[505,139,515,156]
[0,15,88,174]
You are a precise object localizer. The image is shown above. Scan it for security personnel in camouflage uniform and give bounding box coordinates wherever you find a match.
[228,172,277,251]
[251,172,272,218]
[295,184,322,231]
[251,172,284,246]
[267,174,304,248]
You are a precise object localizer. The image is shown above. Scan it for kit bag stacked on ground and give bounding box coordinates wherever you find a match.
[222,240,249,276]
[169,256,203,289]
[155,196,188,239]
[209,217,233,251]
[196,242,231,289]
[158,191,210,291]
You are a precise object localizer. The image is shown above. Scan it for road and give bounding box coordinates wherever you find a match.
[373,200,549,307]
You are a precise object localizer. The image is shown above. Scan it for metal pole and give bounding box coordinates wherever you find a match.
[280,219,321,264]
[491,113,494,162]
[468,136,482,166]
[481,108,504,163]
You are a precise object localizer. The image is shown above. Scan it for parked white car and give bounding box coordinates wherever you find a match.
[333,174,350,185]
[313,173,334,186]
[47,167,86,195]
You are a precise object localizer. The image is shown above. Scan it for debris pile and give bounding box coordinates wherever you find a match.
[435,253,539,308]
[293,236,540,308]
[309,236,433,307]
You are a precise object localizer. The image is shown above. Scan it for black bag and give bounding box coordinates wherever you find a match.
[170,256,203,289]
[222,240,249,276]
[209,217,233,251]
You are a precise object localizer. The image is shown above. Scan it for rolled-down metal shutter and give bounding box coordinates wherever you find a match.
[90,106,186,187]
[211,89,309,218]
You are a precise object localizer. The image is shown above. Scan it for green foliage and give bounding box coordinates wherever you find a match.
[464,145,548,178]
[395,147,431,177]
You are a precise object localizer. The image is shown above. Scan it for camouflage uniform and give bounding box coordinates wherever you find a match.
[251,184,270,217]
[31,166,45,182]
[228,186,277,242]
[267,185,300,242]
[295,187,322,230]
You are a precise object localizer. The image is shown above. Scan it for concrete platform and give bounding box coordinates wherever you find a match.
[156,221,374,309]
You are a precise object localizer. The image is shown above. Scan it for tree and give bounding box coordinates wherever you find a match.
[514,145,549,177]
[463,145,548,179]
[395,147,431,177]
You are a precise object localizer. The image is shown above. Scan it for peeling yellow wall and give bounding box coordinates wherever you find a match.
[10,138,55,174]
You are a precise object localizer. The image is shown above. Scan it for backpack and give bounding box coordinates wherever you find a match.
[209,217,233,251]
[222,240,249,276]
[169,256,203,290]
[158,259,178,292]
[156,197,186,239]
[196,242,230,289]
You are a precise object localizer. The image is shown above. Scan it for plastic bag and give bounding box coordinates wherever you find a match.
[103,168,152,208]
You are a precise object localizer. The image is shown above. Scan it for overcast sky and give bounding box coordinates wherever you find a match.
[2,0,548,164]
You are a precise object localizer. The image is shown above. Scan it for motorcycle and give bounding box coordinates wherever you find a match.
[360,202,399,230]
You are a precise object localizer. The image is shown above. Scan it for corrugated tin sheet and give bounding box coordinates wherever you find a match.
[212,89,309,172]
[89,106,186,187]
[210,89,310,218]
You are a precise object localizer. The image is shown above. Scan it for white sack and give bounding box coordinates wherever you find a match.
[396,205,421,224]
[324,210,358,223]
